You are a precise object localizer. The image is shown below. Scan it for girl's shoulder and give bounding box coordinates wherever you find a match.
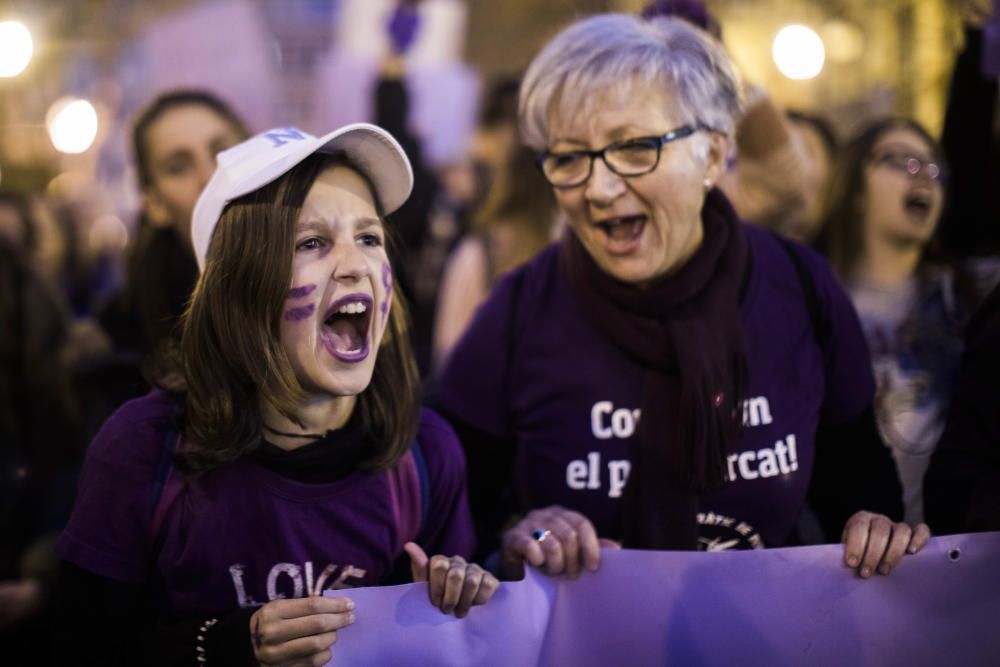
[59,389,183,582]
[86,389,180,470]
[414,407,464,469]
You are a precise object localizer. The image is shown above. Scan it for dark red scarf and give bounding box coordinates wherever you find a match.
[561,189,748,550]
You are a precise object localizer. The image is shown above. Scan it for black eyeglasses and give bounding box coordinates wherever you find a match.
[869,151,947,183]
[538,124,709,188]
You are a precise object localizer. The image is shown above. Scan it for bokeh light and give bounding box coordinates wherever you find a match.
[0,21,33,77]
[772,24,826,81]
[47,97,99,154]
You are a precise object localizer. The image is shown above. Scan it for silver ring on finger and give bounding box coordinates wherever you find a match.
[532,529,553,543]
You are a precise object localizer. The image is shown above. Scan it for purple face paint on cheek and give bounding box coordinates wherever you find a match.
[381,262,393,321]
[288,284,317,299]
[284,303,315,321]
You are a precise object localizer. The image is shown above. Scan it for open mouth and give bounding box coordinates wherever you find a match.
[595,215,647,245]
[903,191,932,219]
[321,294,373,363]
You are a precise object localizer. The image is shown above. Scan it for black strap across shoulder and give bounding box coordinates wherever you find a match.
[776,237,831,350]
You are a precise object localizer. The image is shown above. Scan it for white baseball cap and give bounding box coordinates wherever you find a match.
[191,124,414,271]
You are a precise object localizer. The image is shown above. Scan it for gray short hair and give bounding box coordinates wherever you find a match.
[519,13,744,150]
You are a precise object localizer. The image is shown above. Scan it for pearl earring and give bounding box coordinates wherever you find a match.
[703,179,713,190]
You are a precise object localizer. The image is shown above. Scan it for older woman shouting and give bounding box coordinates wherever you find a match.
[436,13,928,581]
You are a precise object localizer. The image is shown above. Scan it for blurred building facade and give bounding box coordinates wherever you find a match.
[0,0,968,222]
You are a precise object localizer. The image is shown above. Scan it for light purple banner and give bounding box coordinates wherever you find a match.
[327,532,1000,666]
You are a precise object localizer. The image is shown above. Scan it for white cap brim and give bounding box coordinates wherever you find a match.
[191,123,414,271]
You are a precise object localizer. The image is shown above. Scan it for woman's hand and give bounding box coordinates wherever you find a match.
[841,511,931,578]
[250,596,355,667]
[405,543,499,618]
[499,505,611,580]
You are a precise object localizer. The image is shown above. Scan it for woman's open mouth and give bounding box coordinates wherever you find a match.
[321,294,373,363]
[595,215,647,253]
[902,190,933,222]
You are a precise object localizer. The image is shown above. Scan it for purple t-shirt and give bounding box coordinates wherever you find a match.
[438,226,874,550]
[58,390,474,614]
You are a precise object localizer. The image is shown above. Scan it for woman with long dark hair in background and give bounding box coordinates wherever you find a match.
[818,117,1000,526]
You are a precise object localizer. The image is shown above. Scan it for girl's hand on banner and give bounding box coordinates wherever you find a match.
[250,596,355,667]
[405,542,499,618]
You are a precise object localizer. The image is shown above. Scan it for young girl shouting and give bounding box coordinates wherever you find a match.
[57,124,496,666]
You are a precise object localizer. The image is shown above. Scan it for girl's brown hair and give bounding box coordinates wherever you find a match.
[179,154,420,476]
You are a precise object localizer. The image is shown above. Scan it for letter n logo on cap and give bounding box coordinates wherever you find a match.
[264,128,308,148]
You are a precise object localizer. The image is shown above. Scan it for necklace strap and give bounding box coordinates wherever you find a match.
[262,424,325,440]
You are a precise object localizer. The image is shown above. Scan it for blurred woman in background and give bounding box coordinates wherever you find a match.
[819,117,1000,526]
[433,143,557,368]
[0,197,82,666]
[99,89,249,392]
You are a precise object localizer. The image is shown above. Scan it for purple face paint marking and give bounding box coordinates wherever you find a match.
[381,262,393,321]
[288,284,317,299]
[284,303,316,321]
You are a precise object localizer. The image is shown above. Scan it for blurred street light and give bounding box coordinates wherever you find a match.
[773,24,825,80]
[47,97,99,154]
[0,20,33,77]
